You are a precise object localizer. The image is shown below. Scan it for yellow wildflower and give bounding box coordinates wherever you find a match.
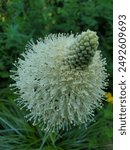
[105,92,113,103]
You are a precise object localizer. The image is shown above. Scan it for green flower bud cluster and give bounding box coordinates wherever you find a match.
[65,30,99,70]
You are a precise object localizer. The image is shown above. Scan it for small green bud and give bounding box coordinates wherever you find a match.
[65,29,99,70]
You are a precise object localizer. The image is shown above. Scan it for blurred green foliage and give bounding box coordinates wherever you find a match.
[0,97,112,150]
[0,0,112,149]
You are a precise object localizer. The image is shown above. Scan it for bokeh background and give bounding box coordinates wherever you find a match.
[0,0,113,150]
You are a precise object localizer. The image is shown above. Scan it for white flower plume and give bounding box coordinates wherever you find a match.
[10,30,108,132]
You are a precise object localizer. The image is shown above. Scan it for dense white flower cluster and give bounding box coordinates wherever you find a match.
[10,30,108,132]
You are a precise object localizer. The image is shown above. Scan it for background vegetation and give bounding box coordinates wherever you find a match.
[0,0,113,149]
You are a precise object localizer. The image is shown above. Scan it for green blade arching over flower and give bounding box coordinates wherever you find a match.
[10,30,108,132]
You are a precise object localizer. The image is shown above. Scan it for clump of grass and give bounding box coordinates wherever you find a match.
[0,94,112,150]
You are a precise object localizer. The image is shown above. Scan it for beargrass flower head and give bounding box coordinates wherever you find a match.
[10,30,108,132]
